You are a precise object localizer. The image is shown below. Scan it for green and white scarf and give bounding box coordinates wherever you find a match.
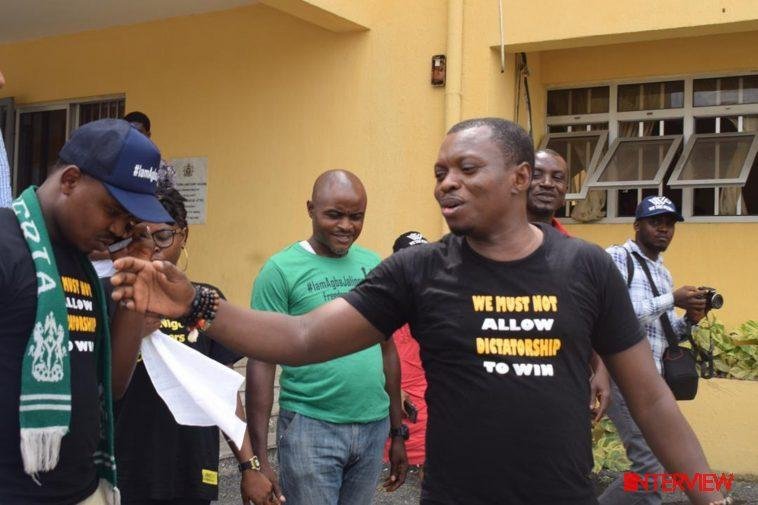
[12,187,119,504]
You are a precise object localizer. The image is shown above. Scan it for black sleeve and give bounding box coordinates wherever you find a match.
[341,252,413,338]
[590,249,645,356]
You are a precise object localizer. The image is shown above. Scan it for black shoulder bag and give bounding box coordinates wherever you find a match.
[631,252,700,400]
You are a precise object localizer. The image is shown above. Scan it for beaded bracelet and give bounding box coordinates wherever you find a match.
[181,286,221,342]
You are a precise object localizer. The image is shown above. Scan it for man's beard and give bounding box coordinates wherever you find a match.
[447,222,472,237]
[527,204,554,222]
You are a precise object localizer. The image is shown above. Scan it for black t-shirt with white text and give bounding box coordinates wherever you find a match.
[0,208,100,505]
[343,224,644,504]
[114,283,241,502]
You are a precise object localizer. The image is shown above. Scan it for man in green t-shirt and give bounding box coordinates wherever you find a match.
[246,170,407,505]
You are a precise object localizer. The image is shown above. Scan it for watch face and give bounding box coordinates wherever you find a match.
[400,424,409,439]
[239,456,262,473]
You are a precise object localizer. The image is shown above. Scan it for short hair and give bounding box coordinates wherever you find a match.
[448,118,534,169]
[536,148,564,162]
[123,111,151,133]
[156,178,187,229]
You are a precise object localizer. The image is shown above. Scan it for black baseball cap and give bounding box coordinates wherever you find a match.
[635,196,684,222]
[59,118,172,223]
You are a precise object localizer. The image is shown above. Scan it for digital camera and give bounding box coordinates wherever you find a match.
[699,286,724,311]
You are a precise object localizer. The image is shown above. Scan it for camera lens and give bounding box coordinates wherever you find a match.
[710,293,724,310]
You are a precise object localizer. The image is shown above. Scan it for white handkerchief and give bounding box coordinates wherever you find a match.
[140,330,246,448]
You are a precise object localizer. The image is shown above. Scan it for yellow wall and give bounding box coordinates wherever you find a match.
[0,2,450,306]
[539,30,758,86]
[499,0,758,51]
[678,378,758,476]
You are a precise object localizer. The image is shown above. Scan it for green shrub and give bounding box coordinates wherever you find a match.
[592,418,629,472]
[690,318,758,380]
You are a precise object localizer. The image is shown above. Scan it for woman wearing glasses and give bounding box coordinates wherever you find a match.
[113,180,278,505]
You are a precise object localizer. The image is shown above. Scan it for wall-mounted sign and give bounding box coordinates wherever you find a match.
[170,157,207,224]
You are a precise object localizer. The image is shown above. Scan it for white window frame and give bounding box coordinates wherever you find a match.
[668,132,758,188]
[586,135,683,190]
[546,72,758,222]
[537,130,608,200]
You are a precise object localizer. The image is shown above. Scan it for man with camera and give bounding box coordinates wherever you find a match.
[601,195,708,505]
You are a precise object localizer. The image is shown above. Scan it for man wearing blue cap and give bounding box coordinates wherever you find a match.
[0,118,172,504]
[601,196,707,505]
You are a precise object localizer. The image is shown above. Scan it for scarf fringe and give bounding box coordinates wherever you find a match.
[20,427,67,475]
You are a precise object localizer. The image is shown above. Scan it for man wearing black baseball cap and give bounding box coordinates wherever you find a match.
[602,196,706,505]
[0,118,169,504]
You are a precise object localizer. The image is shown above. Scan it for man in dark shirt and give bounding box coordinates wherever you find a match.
[0,118,171,505]
[111,118,729,505]
[527,148,611,422]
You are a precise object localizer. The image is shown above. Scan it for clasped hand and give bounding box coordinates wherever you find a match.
[111,257,195,318]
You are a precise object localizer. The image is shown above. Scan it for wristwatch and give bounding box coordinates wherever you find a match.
[389,424,409,441]
[238,455,261,473]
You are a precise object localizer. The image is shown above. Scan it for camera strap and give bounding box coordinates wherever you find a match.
[631,251,714,378]
[631,252,679,348]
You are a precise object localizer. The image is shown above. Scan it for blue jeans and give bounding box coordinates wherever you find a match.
[598,381,663,505]
[277,409,389,505]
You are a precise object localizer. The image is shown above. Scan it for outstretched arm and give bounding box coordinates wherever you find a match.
[206,297,383,364]
[111,258,385,365]
[604,340,726,505]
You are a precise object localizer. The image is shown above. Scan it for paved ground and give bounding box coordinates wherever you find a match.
[216,457,758,504]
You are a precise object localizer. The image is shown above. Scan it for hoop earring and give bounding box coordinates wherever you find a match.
[180,247,189,272]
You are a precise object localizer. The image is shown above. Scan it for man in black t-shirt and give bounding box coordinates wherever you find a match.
[0,119,171,505]
[111,118,729,505]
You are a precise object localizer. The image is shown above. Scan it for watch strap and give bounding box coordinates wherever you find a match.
[238,455,261,473]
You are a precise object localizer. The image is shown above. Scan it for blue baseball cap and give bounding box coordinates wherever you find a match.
[635,196,684,222]
[59,118,173,223]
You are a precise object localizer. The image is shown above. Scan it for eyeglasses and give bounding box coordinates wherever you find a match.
[150,228,185,249]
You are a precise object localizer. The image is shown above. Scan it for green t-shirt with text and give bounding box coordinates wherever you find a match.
[251,242,389,423]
